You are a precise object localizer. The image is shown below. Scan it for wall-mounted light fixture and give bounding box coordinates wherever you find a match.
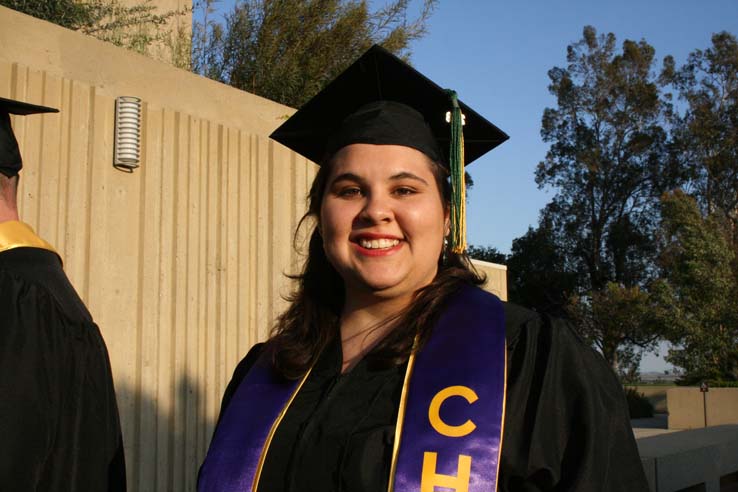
[113,96,142,171]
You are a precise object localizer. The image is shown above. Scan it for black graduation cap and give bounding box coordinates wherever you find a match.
[0,96,59,177]
[269,44,508,167]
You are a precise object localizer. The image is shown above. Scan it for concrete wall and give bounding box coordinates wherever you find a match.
[0,6,509,490]
[668,387,738,430]
[471,258,508,301]
[1,6,313,490]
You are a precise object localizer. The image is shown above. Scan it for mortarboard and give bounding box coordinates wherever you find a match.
[269,44,508,253]
[0,97,59,178]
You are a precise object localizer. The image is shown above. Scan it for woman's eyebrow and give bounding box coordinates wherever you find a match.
[329,172,364,185]
[389,172,429,185]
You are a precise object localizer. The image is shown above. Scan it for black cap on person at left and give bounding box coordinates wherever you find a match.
[0,97,59,178]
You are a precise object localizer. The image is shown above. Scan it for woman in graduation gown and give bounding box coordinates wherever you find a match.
[198,46,650,492]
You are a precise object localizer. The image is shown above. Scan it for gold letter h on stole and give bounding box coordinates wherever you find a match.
[420,452,472,492]
[420,385,478,492]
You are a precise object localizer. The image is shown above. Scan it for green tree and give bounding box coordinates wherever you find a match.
[466,245,506,265]
[655,32,738,383]
[568,282,662,381]
[505,218,577,317]
[660,31,738,249]
[1,0,190,65]
[654,191,738,382]
[192,0,437,107]
[1,0,97,29]
[534,26,677,370]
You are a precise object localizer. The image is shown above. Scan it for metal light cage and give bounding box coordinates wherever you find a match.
[113,96,142,171]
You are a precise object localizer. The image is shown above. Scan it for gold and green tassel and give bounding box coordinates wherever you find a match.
[446,90,466,254]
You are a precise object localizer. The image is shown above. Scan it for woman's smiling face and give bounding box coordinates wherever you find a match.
[320,143,448,301]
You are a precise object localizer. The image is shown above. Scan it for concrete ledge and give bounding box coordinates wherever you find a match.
[636,425,738,492]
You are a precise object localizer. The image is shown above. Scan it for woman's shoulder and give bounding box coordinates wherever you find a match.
[234,343,267,376]
[218,343,267,415]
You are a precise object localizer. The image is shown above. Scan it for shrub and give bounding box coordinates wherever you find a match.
[705,380,738,388]
[625,387,654,418]
[676,378,738,388]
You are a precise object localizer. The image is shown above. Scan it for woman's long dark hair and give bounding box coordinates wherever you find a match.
[269,154,485,378]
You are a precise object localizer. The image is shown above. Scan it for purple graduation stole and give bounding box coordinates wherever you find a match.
[198,285,506,492]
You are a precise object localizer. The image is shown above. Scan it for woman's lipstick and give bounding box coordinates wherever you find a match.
[351,234,404,257]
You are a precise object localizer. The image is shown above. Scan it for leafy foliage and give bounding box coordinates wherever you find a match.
[537,26,672,294]
[703,380,738,388]
[568,282,663,380]
[653,33,738,383]
[624,387,654,418]
[1,0,98,29]
[505,219,577,317]
[518,28,738,380]
[654,191,738,383]
[519,26,677,371]
[661,32,738,229]
[466,245,506,265]
[1,0,191,66]
[191,0,437,107]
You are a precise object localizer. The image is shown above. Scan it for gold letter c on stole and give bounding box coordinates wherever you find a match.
[427,385,478,437]
[420,386,478,492]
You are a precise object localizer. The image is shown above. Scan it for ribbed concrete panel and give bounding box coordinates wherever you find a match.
[1,58,316,491]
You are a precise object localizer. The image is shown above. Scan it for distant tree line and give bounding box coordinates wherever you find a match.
[469,27,738,385]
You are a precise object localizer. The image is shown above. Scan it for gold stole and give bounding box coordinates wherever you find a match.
[0,220,59,258]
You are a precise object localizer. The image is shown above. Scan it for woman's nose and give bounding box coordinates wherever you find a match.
[357,192,393,224]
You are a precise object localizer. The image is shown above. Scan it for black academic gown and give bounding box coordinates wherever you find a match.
[0,246,126,492]
[208,299,649,492]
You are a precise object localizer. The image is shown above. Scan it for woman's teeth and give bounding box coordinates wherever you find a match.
[359,238,400,249]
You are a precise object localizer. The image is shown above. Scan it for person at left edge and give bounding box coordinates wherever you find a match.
[0,96,126,492]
